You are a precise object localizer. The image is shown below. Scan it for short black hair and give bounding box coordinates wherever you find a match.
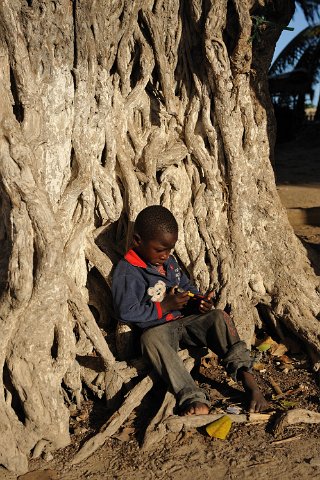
[134,205,178,240]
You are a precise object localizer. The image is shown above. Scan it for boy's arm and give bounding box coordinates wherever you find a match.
[112,273,167,328]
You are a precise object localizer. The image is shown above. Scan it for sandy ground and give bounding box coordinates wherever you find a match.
[1,125,320,480]
[276,124,320,250]
[3,356,320,480]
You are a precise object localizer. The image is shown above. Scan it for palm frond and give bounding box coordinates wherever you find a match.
[270,24,320,75]
[295,42,320,83]
[296,0,320,22]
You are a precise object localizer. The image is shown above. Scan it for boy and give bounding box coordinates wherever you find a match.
[112,205,267,415]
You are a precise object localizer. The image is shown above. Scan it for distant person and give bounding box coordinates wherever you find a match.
[112,205,267,415]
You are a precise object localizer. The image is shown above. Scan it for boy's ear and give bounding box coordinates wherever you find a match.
[132,232,142,247]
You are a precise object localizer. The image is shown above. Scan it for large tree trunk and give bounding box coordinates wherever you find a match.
[0,0,319,474]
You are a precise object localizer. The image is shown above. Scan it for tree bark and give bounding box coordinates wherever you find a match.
[0,0,319,474]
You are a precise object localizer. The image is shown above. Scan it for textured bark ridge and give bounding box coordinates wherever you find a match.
[0,0,319,474]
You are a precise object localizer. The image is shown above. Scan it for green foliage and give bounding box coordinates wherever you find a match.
[250,15,294,43]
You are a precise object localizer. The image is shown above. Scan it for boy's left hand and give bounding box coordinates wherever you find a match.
[199,291,215,313]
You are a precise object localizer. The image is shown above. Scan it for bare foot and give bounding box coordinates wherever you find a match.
[182,401,209,416]
[249,389,269,413]
[238,369,268,412]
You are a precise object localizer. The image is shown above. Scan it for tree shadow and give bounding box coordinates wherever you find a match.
[298,237,320,276]
[0,185,12,298]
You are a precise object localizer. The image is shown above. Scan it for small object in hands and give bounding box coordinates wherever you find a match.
[175,286,197,297]
[175,287,211,302]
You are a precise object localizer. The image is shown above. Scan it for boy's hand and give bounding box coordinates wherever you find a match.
[161,286,190,313]
[198,290,215,313]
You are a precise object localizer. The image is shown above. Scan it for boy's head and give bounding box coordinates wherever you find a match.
[133,205,178,266]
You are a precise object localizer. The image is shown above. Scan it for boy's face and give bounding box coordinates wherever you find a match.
[133,230,178,266]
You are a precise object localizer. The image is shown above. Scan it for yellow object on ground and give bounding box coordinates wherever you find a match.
[206,415,232,439]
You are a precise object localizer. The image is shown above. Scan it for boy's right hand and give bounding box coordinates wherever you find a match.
[160,286,190,314]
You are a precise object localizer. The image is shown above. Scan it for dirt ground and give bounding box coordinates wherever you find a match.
[1,124,320,480]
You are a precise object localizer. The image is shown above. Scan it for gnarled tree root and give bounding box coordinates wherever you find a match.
[164,412,272,434]
[72,374,155,465]
[272,408,320,437]
[72,350,191,464]
[142,356,195,450]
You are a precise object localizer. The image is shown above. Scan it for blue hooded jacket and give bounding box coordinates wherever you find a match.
[112,249,200,329]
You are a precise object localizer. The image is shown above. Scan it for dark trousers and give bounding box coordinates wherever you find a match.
[140,310,252,409]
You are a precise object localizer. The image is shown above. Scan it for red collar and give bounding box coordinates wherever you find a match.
[124,249,147,268]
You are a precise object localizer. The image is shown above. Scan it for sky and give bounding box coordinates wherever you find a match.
[272,4,309,60]
[272,4,319,105]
